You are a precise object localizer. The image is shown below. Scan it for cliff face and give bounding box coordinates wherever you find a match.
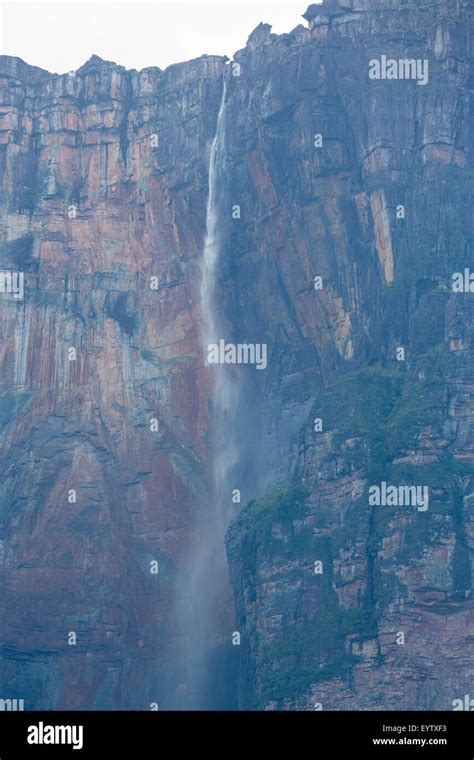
[0,0,472,711]
[0,51,234,709]
[225,0,473,710]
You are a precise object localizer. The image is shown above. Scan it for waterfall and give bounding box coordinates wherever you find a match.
[175,75,239,709]
[200,77,239,516]
[201,78,227,361]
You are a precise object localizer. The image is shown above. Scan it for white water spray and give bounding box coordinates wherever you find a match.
[201,79,227,357]
[176,76,239,709]
[200,78,239,508]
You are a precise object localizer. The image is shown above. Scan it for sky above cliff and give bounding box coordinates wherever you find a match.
[0,1,320,73]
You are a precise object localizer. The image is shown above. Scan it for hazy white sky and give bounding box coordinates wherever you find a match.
[0,1,321,74]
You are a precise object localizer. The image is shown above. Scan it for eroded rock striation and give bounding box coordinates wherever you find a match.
[0,0,472,710]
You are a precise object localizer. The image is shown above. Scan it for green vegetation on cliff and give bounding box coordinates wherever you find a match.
[229,343,470,706]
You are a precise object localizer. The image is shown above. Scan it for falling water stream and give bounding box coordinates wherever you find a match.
[200,78,239,517]
[175,75,239,709]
